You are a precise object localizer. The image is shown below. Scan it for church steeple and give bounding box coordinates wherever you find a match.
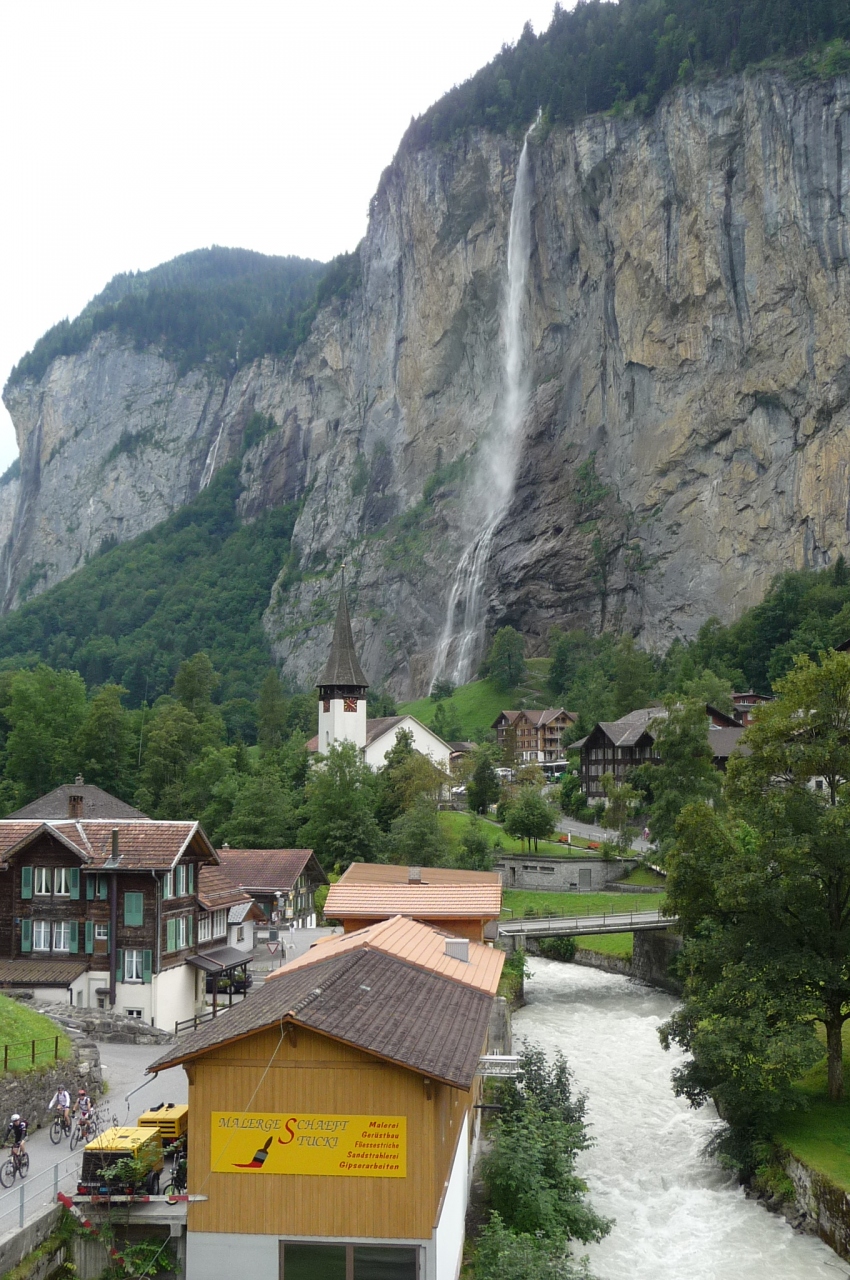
[316,570,368,753]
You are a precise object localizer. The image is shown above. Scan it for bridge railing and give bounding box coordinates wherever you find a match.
[498,908,674,934]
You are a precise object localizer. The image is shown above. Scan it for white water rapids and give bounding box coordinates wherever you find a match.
[513,959,847,1280]
[431,115,538,689]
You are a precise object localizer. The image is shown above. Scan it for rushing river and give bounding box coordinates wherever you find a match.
[513,959,848,1280]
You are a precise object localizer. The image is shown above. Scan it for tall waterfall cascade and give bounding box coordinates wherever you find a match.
[430,114,539,689]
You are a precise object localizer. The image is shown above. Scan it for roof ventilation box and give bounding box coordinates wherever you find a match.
[445,937,469,963]
[408,866,422,884]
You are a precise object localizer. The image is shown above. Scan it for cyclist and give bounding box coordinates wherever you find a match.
[3,1113,27,1158]
[49,1086,71,1128]
[74,1088,93,1138]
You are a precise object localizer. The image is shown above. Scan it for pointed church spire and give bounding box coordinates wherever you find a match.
[317,569,369,692]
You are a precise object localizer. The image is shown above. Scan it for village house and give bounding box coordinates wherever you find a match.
[216,847,327,929]
[147,914,504,1280]
[324,863,502,943]
[492,709,577,764]
[0,817,220,1030]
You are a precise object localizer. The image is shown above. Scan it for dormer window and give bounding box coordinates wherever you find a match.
[34,867,51,896]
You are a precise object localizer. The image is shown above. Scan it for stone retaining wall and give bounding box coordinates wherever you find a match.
[33,1004,174,1046]
[0,1032,102,1132]
[0,1204,65,1280]
[783,1151,850,1260]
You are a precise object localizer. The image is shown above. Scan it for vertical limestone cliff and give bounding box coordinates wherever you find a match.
[2,71,849,697]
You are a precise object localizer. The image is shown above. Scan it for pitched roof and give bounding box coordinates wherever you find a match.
[708,726,751,760]
[0,820,217,872]
[364,715,406,746]
[317,578,368,689]
[216,847,327,892]
[148,948,493,1090]
[197,863,254,912]
[596,707,665,747]
[0,958,88,986]
[324,882,502,921]
[268,915,504,995]
[7,784,148,821]
[493,709,576,729]
[339,862,502,887]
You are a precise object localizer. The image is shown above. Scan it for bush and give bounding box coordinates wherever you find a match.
[538,936,577,962]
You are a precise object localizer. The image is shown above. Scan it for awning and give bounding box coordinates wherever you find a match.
[187,946,250,975]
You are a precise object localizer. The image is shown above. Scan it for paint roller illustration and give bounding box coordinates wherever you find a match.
[234,1136,273,1169]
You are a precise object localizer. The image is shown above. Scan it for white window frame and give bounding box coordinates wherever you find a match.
[124,1008,143,1019]
[124,949,144,982]
[95,923,109,941]
[198,913,211,942]
[162,871,173,900]
[33,920,50,951]
[53,867,71,897]
[34,867,51,896]
[236,925,245,943]
[175,865,186,897]
[176,917,187,950]
[213,909,227,938]
[53,921,71,952]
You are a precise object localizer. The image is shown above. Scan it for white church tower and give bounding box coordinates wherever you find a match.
[316,572,369,754]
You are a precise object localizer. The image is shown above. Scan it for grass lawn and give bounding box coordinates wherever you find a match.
[773,1025,850,1191]
[576,933,634,958]
[0,994,71,1072]
[502,888,666,919]
[619,866,667,887]
[399,658,555,742]
[438,810,602,860]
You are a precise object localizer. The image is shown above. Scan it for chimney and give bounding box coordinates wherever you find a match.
[408,866,422,884]
[444,937,469,963]
[75,775,84,785]
[68,794,83,819]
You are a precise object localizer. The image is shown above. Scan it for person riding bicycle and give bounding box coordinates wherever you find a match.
[48,1087,71,1127]
[3,1114,27,1157]
[74,1088,93,1135]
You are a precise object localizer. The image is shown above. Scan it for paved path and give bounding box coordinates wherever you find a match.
[553,814,653,855]
[499,909,674,938]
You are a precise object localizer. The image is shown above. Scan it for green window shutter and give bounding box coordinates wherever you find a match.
[85,920,94,954]
[21,919,32,952]
[187,914,194,947]
[69,868,80,900]
[166,918,176,953]
[188,863,194,895]
[124,892,144,927]
[142,950,152,983]
[20,867,32,900]
[86,877,94,901]
[98,876,108,901]
[115,949,123,983]
[69,921,79,954]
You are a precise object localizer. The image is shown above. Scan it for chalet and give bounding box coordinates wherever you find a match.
[731,690,772,725]
[324,863,502,942]
[492,709,577,763]
[0,818,219,1030]
[216,847,327,928]
[147,915,504,1280]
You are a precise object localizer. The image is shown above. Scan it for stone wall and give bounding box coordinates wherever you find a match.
[33,1004,174,1047]
[494,855,638,892]
[0,1033,102,1133]
[631,930,683,995]
[0,1204,65,1279]
[784,1152,850,1260]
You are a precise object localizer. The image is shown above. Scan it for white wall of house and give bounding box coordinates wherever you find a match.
[226,920,255,952]
[151,963,197,1032]
[365,717,451,771]
[432,1120,470,1280]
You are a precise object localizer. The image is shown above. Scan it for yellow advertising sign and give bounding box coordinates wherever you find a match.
[210,1112,406,1177]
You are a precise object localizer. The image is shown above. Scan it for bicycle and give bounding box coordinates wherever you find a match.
[0,1144,29,1188]
[49,1109,72,1144]
[162,1154,187,1198]
[70,1111,97,1151]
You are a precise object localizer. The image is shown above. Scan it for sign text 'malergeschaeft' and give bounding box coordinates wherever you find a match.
[209,1113,407,1177]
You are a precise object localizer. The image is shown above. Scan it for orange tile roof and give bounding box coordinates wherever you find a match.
[324,882,502,920]
[197,863,253,911]
[267,915,504,995]
[0,820,217,871]
[337,862,501,886]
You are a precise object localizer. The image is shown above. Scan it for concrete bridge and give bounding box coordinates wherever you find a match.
[498,909,676,943]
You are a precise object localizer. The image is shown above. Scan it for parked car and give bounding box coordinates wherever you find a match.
[205,971,254,995]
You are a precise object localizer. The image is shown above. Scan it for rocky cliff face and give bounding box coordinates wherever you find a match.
[2,72,850,696]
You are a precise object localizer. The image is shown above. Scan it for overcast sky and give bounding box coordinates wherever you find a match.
[0,0,559,473]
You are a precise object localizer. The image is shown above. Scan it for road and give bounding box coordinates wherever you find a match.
[553,814,653,855]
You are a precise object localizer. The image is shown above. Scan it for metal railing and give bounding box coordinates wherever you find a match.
[498,909,675,937]
[0,1150,79,1236]
[1,1036,62,1073]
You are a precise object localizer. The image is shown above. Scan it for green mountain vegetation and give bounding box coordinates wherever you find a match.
[399,0,850,156]
[6,245,361,387]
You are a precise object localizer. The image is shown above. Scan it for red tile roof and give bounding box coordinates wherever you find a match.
[0,958,87,986]
[216,848,326,892]
[197,863,253,911]
[0,820,217,872]
[324,883,502,921]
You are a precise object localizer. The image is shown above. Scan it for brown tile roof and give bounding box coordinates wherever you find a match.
[338,862,501,886]
[0,820,217,872]
[493,709,576,729]
[268,915,504,995]
[7,785,148,821]
[149,948,492,1090]
[596,707,665,747]
[197,863,253,912]
[216,848,327,892]
[324,883,502,921]
[0,958,87,986]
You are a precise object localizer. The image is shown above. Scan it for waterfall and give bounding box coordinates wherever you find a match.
[199,421,225,490]
[430,115,538,689]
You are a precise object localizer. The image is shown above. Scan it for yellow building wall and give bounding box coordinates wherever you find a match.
[186,1025,471,1240]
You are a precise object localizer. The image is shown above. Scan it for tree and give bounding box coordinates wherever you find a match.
[387,795,451,866]
[219,768,302,849]
[74,684,136,799]
[173,652,220,717]
[486,627,526,691]
[299,741,382,869]
[3,665,88,801]
[473,1214,588,1280]
[503,789,555,851]
[432,699,463,743]
[256,669,287,753]
[634,697,720,856]
[467,748,501,815]
[600,771,640,852]
[455,815,494,871]
[374,730,416,831]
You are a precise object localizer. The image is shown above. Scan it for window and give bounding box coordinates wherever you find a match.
[213,909,227,938]
[53,921,71,952]
[162,871,173,900]
[124,892,144,927]
[124,949,145,982]
[175,865,186,897]
[124,1008,143,1020]
[33,921,50,951]
[236,926,245,943]
[54,867,71,896]
[280,1243,418,1279]
[34,867,51,896]
[198,913,212,942]
[176,917,187,949]
[95,924,109,941]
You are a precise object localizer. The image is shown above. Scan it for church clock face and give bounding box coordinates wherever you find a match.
[343,697,358,713]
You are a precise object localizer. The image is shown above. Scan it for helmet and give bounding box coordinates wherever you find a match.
[78,1088,86,1095]
[10,1114,19,1123]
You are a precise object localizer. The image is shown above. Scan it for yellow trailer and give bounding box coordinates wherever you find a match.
[137,1102,189,1149]
[78,1126,164,1196]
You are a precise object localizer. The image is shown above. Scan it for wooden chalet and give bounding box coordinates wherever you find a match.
[148,915,504,1280]
[492,708,577,763]
[216,848,327,929]
[323,863,502,942]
